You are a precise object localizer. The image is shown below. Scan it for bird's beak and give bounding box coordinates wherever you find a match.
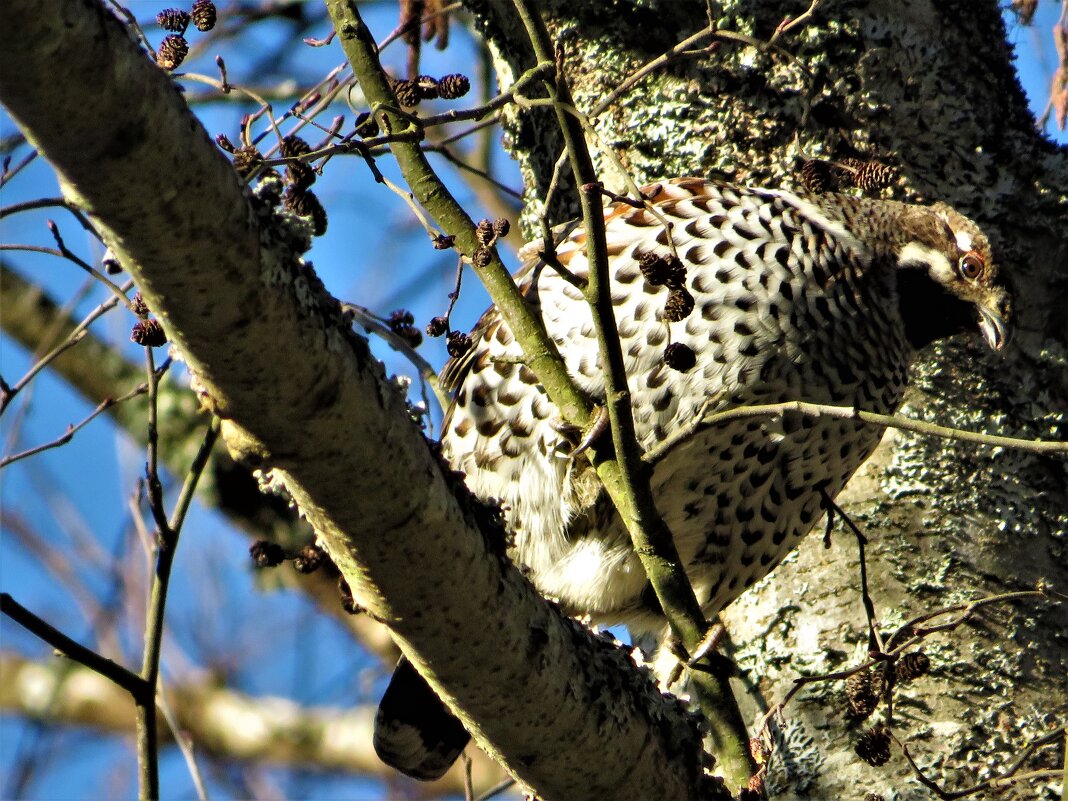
[978,306,1012,351]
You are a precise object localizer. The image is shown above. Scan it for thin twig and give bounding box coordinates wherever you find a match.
[820,490,883,653]
[0,593,148,698]
[341,302,447,411]
[461,752,475,801]
[179,73,287,154]
[588,24,718,121]
[436,116,502,149]
[423,143,524,199]
[143,349,171,535]
[757,589,1050,742]
[0,148,38,188]
[137,346,164,800]
[897,727,1065,800]
[137,411,220,801]
[709,29,804,72]
[304,61,553,164]
[883,590,1047,654]
[537,245,586,288]
[156,688,211,801]
[475,777,517,801]
[167,417,221,535]
[0,272,98,459]
[645,400,1068,465]
[0,382,148,469]
[0,197,97,235]
[0,239,132,310]
[0,280,134,415]
[769,0,823,44]
[186,84,314,105]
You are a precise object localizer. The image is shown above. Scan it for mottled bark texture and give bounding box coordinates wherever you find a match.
[470,0,1066,798]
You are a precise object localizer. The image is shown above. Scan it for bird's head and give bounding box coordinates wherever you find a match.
[894,203,1013,352]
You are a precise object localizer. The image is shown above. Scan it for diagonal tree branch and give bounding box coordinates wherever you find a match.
[0,2,705,798]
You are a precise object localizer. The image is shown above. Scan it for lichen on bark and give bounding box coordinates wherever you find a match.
[469,0,1067,797]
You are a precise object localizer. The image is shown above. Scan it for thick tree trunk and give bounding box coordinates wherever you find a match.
[472,0,1067,797]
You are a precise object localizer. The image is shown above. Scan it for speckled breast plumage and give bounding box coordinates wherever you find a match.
[441,179,914,634]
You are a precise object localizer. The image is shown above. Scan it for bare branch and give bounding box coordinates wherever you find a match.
[898,727,1065,799]
[0,381,148,468]
[0,594,148,698]
[647,399,1068,464]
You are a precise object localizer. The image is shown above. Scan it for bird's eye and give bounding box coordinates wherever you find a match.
[958,251,984,280]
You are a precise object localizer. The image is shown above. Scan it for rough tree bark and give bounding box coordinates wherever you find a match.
[469,0,1067,798]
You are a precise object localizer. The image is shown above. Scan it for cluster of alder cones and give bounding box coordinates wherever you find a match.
[154,1,216,71]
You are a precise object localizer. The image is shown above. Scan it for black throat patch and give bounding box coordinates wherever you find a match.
[897,267,976,350]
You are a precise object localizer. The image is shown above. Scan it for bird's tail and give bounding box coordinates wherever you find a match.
[373,656,471,781]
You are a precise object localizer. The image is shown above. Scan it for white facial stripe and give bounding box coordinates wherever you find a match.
[898,242,954,282]
[954,230,973,252]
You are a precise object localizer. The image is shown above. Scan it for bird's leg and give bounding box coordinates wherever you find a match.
[568,404,611,459]
[662,633,687,688]
[655,620,736,690]
[652,632,731,690]
[690,621,727,666]
[686,647,737,680]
